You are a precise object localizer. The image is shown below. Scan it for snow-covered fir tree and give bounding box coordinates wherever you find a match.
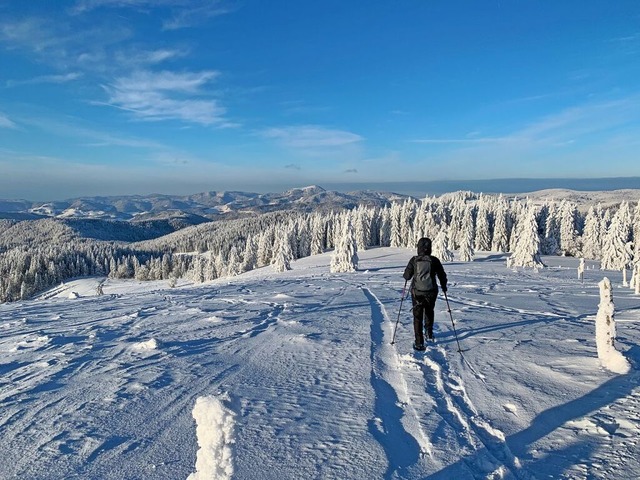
[310,213,326,255]
[390,203,403,248]
[633,200,640,260]
[413,203,426,244]
[256,227,275,268]
[581,206,602,260]
[354,206,371,251]
[400,200,416,248]
[491,196,509,253]
[540,202,559,255]
[474,205,491,252]
[457,206,475,262]
[601,207,632,272]
[241,236,257,273]
[296,217,311,259]
[510,204,544,269]
[330,213,358,273]
[559,201,580,256]
[378,206,391,247]
[432,229,454,262]
[272,226,294,273]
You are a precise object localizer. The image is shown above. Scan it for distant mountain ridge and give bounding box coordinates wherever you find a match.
[0,185,409,223]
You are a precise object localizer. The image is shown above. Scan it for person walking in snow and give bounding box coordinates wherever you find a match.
[403,237,448,351]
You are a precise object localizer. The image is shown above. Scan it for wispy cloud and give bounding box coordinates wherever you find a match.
[262,125,363,148]
[344,168,358,174]
[415,95,640,150]
[70,0,234,29]
[0,112,16,129]
[114,48,188,67]
[6,72,83,87]
[411,95,640,179]
[102,70,227,125]
[284,163,301,170]
[0,17,131,66]
[411,137,512,145]
[163,1,235,30]
[22,115,166,149]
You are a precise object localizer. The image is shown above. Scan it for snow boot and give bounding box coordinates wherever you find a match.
[413,342,426,351]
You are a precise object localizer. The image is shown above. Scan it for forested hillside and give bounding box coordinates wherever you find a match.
[1,191,639,303]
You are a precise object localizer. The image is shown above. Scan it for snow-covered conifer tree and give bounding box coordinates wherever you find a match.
[632,201,640,260]
[559,201,579,256]
[330,214,358,273]
[257,227,275,267]
[272,227,294,273]
[474,206,491,252]
[413,203,426,244]
[390,203,403,247]
[354,206,371,251]
[510,205,544,269]
[296,217,311,258]
[205,252,217,280]
[400,200,415,248]
[227,246,242,276]
[537,202,558,255]
[310,213,326,255]
[491,196,509,253]
[581,206,602,260]
[378,206,391,247]
[601,207,633,273]
[241,236,257,273]
[423,209,438,241]
[448,198,465,249]
[432,229,454,262]
[457,206,475,262]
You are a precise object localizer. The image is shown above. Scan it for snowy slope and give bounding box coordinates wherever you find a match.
[1,248,639,479]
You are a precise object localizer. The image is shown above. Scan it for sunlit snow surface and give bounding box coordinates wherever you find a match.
[1,248,639,479]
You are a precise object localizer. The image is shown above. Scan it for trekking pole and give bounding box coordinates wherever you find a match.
[443,291,464,353]
[391,279,409,345]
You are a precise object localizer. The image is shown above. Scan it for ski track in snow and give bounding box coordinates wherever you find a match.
[363,286,434,479]
[363,282,533,479]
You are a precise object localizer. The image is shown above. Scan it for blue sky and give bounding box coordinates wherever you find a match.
[1,1,639,200]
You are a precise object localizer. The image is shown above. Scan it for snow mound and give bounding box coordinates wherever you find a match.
[188,394,236,480]
[273,293,293,299]
[131,338,159,351]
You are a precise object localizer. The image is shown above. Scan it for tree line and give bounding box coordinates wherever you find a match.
[1,192,638,303]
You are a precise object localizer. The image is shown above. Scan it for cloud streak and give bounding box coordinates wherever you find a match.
[6,72,83,87]
[262,125,363,148]
[415,95,640,151]
[0,112,16,129]
[103,70,227,125]
[70,0,234,29]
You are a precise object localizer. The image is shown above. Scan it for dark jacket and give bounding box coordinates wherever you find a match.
[403,237,447,294]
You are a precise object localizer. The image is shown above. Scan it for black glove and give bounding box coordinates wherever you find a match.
[441,286,448,293]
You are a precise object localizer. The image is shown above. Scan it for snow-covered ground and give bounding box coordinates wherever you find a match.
[1,248,639,479]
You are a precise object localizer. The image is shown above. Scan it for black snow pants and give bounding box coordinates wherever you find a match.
[412,292,438,346]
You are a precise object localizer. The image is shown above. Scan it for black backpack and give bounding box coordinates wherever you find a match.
[413,256,434,294]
